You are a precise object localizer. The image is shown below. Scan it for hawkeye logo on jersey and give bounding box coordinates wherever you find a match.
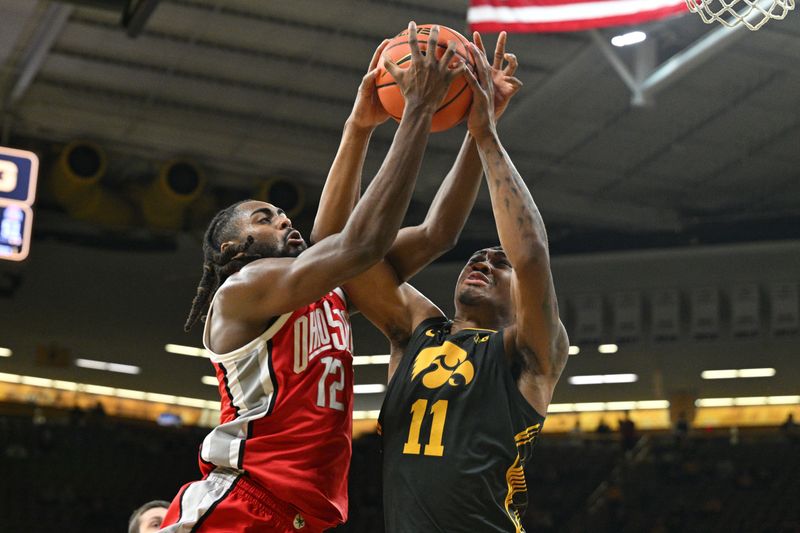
[293,297,352,373]
[474,333,490,344]
[411,341,474,389]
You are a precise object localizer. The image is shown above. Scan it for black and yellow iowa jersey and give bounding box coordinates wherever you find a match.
[379,317,546,533]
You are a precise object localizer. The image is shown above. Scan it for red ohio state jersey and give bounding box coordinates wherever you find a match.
[200,287,354,529]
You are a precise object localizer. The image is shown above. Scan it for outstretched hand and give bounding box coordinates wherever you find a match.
[463,43,498,141]
[383,22,467,113]
[473,31,522,120]
[349,39,391,130]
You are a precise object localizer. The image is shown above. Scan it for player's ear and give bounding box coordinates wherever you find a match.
[220,241,235,255]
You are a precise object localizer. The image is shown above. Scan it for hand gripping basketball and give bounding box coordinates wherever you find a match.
[348,39,392,130]
[377,22,474,132]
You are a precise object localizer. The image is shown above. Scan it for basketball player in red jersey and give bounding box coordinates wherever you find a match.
[314,36,570,532]
[159,23,465,532]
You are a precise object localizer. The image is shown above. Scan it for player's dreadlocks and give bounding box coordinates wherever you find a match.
[184,200,266,332]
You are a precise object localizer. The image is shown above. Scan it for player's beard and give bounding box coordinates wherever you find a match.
[247,234,306,259]
[281,235,307,258]
[239,236,283,261]
[283,243,305,258]
[457,286,487,307]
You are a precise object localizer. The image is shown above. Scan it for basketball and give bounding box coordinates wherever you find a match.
[376,24,475,133]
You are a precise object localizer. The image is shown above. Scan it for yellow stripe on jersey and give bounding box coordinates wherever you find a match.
[503,423,542,532]
[504,454,526,533]
[514,423,542,447]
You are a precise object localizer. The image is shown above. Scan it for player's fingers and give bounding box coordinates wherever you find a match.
[473,31,486,55]
[427,25,440,63]
[383,54,402,80]
[407,21,422,61]
[506,75,523,90]
[462,63,481,92]
[503,53,518,77]
[440,40,457,69]
[369,39,390,72]
[493,31,507,70]
[363,67,380,85]
[470,43,491,88]
[446,61,467,82]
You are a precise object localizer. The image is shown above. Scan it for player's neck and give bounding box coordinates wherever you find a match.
[450,312,509,334]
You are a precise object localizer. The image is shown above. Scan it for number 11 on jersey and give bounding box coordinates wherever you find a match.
[402,399,448,457]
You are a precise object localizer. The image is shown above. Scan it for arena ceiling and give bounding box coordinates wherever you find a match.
[0,0,799,251]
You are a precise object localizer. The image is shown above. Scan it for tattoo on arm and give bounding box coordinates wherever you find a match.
[478,132,568,379]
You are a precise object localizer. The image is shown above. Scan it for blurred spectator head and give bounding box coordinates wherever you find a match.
[128,500,169,533]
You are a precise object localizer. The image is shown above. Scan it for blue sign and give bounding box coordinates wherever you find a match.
[0,147,39,205]
[0,200,33,261]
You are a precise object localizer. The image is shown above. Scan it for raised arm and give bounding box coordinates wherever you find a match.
[220,24,465,321]
[387,32,522,281]
[464,44,569,414]
[312,33,521,284]
[310,39,389,245]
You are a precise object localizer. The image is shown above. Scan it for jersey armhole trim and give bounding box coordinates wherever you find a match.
[332,287,347,307]
[409,315,450,341]
[205,311,293,364]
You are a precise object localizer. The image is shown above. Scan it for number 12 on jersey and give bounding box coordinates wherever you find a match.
[402,399,448,457]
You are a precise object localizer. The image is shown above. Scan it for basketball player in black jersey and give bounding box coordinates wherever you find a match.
[314,35,568,532]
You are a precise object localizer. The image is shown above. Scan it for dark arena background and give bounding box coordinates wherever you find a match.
[0,1,799,532]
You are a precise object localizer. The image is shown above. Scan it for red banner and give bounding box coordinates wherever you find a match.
[468,0,688,33]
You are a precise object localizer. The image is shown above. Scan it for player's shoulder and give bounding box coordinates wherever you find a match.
[217,257,296,299]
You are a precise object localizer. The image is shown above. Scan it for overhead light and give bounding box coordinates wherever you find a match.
[547,399,669,413]
[696,395,800,407]
[21,376,54,388]
[637,400,670,409]
[598,344,618,354]
[701,369,738,379]
[353,410,381,420]
[53,380,78,392]
[603,373,638,383]
[75,358,141,375]
[695,397,735,407]
[0,371,219,410]
[201,376,218,386]
[568,346,580,356]
[574,402,607,412]
[546,403,576,413]
[116,388,147,400]
[83,384,116,395]
[569,373,637,385]
[738,368,776,378]
[147,392,178,404]
[611,31,646,47]
[733,396,769,406]
[353,384,386,394]
[605,401,637,410]
[165,344,209,357]
[768,395,800,405]
[701,368,776,379]
[353,355,391,366]
[0,347,12,357]
[175,397,210,409]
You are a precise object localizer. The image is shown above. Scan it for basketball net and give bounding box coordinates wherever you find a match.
[685,0,795,30]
